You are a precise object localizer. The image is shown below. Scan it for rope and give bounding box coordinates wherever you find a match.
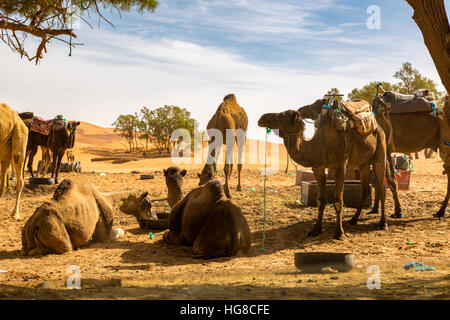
[261,127,271,252]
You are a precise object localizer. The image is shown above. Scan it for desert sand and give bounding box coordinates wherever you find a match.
[0,122,448,299]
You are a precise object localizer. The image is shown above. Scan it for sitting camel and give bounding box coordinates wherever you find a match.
[0,104,28,220]
[258,104,388,240]
[22,179,154,256]
[163,166,186,208]
[163,180,251,259]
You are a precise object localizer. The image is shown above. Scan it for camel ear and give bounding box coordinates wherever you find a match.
[163,169,167,176]
[197,173,201,178]
[180,169,187,177]
[139,191,149,200]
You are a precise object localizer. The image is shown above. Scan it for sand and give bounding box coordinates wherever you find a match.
[0,122,448,299]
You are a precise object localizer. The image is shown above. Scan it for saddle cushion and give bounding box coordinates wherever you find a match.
[341,99,371,114]
[383,91,433,114]
[350,111,378,135]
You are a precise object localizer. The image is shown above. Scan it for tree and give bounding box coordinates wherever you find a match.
[348,63,445,104]
[393,62,444,101]
[144,105,199,154]
[405,0,449,94]
[348,81,398,102]
[0,0,158,64]
[112,113,140,152]
[326,88,343,101]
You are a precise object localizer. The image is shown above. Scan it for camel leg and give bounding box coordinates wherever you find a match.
[373,160,388,230]
[10,150,25,220]
[43,149,52,177]
[331,166,346,240]
[236,137,245,192]
[386,156,402,218]
[27,145,38,178]
[435,158,450,218]
[223,142,233,198]
[223,163,232,199]
[0,158,11,198]
[348,163,371,225]
[31,214,72,255]
[308,167,327,237]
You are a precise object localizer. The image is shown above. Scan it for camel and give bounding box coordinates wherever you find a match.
[163,180,251,259]
[48,120,80,184]
[258,105,388,240]
[21,179,154,256]
[297,97,444,218]
[198,94,248,198]
[66,148,75,163]
[0,104,28,220]
[369,95,450,218]
[163,166,186,208]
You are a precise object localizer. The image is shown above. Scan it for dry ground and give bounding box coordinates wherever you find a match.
[0,122,448,299]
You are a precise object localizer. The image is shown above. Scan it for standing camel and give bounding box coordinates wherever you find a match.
[258,104,388,240]
[0,103,28,220]
[198,94,248,199]
[297,96,439,218]
[48,121,80,184]
[370,95,450,218]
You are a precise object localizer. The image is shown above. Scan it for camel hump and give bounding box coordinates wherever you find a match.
[223,94,236,102]
[52,179,74,201]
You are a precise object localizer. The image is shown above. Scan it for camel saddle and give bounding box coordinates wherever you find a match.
[315,99,377,135]
[382,91,435,114]
[31,116,65,136]
[340,100,377,135]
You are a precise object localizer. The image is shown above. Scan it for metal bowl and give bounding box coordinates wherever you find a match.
[136,213,169,230]
[294,252,354,273]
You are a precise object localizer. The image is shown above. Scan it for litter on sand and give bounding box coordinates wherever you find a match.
[0,270,7,274]
[250,188,256,191]
[403,262,435,271]
[406,241,416,245]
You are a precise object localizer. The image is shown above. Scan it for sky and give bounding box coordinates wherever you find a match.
[0,0,449,141]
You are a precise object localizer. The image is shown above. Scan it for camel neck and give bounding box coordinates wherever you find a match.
[101,190,138,207]
[283,131,321,168]
[166,179,183,207]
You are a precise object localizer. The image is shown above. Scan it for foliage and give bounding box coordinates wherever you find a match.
[112,113,140,152]
[348,62,446,105]
[0,0,158,63]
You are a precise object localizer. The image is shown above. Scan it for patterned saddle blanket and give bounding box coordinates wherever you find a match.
[30,116,65,136]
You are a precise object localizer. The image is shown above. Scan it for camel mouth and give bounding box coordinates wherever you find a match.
[257,113,278,130]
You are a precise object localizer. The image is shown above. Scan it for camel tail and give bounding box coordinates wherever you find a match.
[444,96,450,128]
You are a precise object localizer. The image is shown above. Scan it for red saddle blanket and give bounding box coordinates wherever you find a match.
[30,117,65,136]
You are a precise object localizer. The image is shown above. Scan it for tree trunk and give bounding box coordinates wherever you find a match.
[406,0,450,93]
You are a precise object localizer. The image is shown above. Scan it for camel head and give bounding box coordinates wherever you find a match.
[198,163,214,186]
[164,166,186,187]
[67,121,80,148]
[119,191,154,220]
[258,110,305,139]
[297,98,327,120]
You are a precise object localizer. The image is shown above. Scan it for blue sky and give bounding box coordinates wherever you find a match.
[0,0,448,140]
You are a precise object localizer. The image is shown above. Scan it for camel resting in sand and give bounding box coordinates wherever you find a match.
[163,180,251,259]
[22,179,154,256]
